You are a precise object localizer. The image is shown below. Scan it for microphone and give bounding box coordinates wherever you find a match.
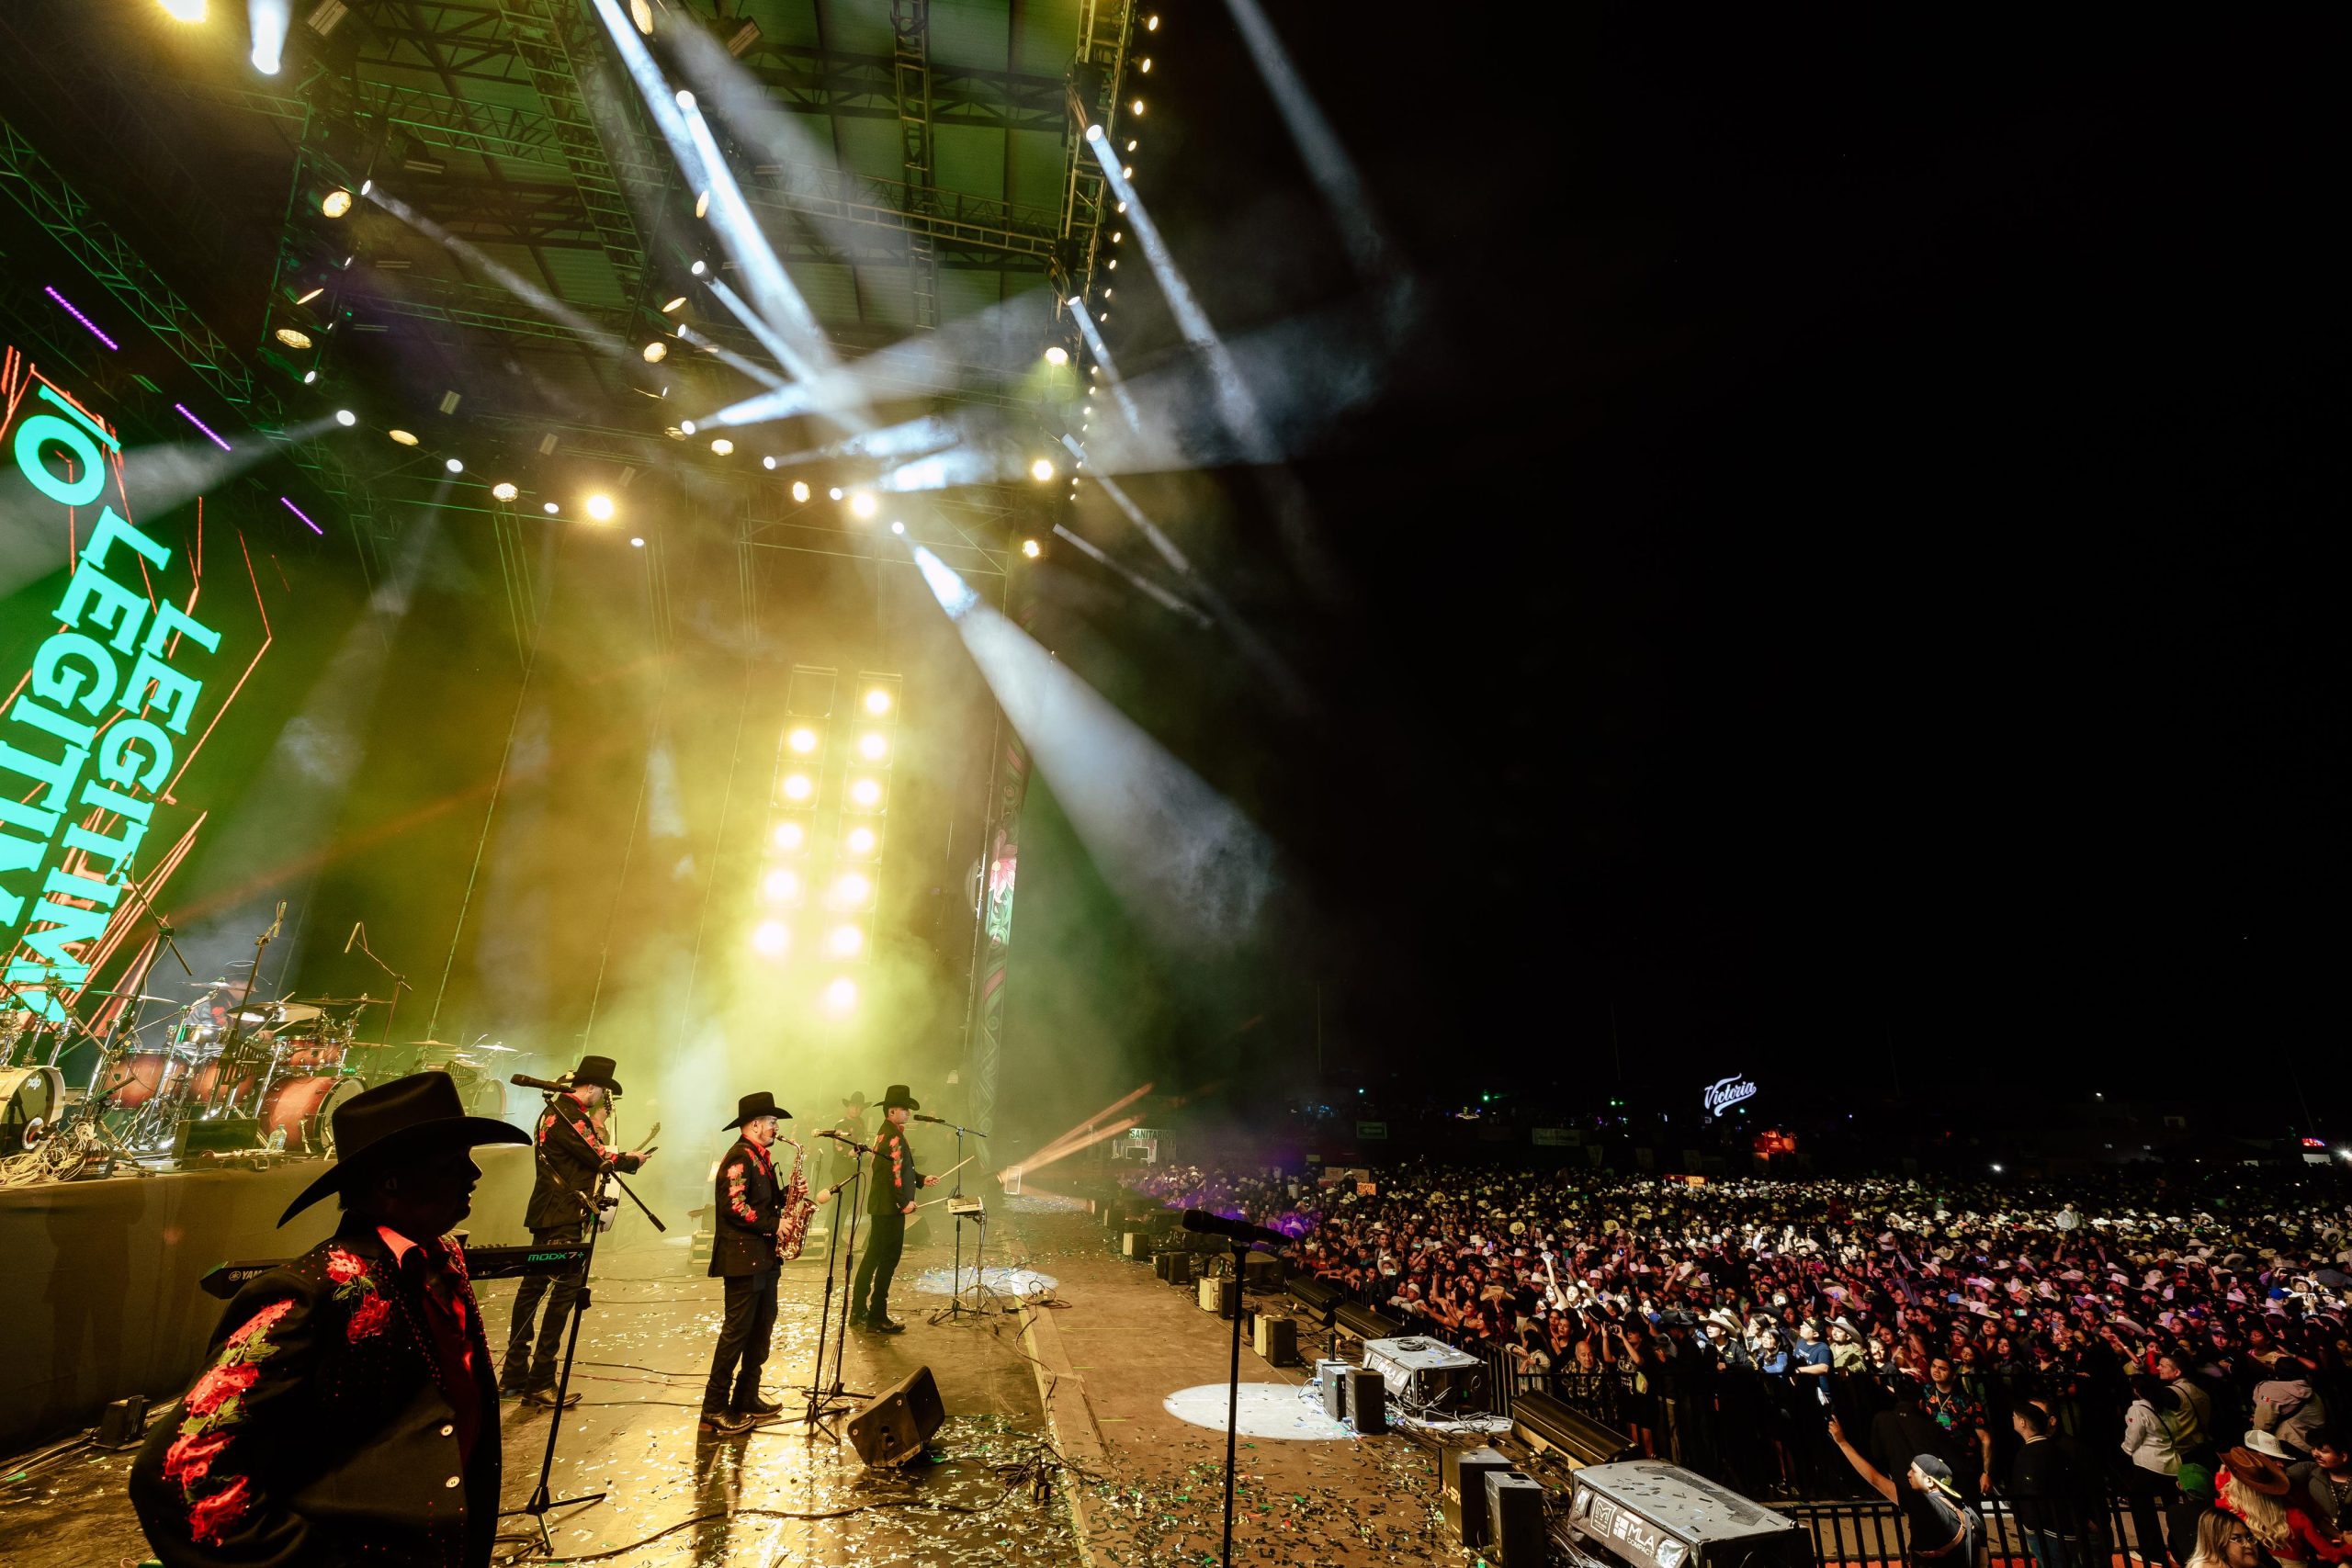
[511,1072,570,1094]
[268,900,287,939]
[816,1129,869,1150]
[345,922,361,954]
[910,1112,951,1125]
[1181,1209,1293,1250]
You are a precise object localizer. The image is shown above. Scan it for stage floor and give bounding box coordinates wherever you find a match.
[1,1209,1081,1568]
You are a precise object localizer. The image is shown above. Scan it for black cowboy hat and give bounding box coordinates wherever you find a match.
[842,1089,869,1109]
[571,1055,623,1096]
[881,1083,920,1111]
[278,1072,528,1226]
[724,1090,791,1130]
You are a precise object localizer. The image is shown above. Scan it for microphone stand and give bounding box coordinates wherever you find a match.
[509,1103,666,1551]
[800,1144,868,1438]
[345,922,413,1061]
[925,1121,992,1325]
[1219,1239,1249,1568]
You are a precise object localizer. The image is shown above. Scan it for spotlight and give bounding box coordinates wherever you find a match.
[691,260,707,276]
[828,487,843,501]
[845,826,877,856]
[695,189,710,220]
[848,778,882,809]
[643,341,668,363]
[849,491,877,520]
[1108,259,1117,270]
[296,286,325,305]
[827,925,865,958]
[445,457,464,474]
[303,370,318,383]
[781,773,814,802]
[1112,231,1123,244]
[864,688,892,716]
[681,420,696,434]
[630,0,653,33]
[831,871,873,906]
[763,456,776,469]
[791,480,810,502]
[1139,57,1152,73]
[253,43,282,74]
[763,868,800,902]
[1045,345,1069,367]
[359,177,370,195]
[710,437,734,456]
[1130,99,1144,116]
[822,976,858,1012]
[492,481,518,502]
[320,188,354,218]
[543,502,560,515]
[158,0,206,20]
[889,521,904,536]
[662,296,687,312]
[334,409,356,426]
[857,732,888,761]
[1022,538,1042,558]
[772,820,806,852]
[275,327,313,349]
[751,919,790,957]
[1125,142,1136,154]
[786,726,819,754]
[1147,13,1159,29]
[584,493,616,522]
[630,536,644,547]
[1029,458,1057,483]
[1085,124,1104,144]
[389,428,418,446]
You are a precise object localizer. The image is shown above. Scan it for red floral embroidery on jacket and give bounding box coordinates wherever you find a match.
[160,1431,230,1490]
[727,1161,757,1224]
[185,1359,260,1417]
[167,1293,296,1545]
[324,1247,367,1284]
[187,1476,254,1547]
[346,1292,393,1343]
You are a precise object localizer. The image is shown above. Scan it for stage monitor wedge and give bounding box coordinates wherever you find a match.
[848,1365,945,1466]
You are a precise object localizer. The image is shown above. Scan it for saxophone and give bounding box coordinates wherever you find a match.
[776,1136,816,1260]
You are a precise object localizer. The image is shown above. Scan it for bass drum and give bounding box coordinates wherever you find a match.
[0,1066,66,1156]
[95,1051,183,1109]
[258,1075,363,1155]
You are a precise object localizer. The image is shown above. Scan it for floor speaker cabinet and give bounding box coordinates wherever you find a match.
[1241,1251,1283,1289]
[1441,1446,1512,1548]
[1198,1276,1239,1319]
[1485,1471,1544,1565]
[1253,1314,1298,1366]
[1164,1253,1196,1288]
[1344,1368,1387,1435]
[1122,1231,1152,1258]
[847,1365,946,1466]
[1317,1359,1350,1421]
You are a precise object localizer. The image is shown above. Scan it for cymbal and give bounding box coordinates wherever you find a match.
[85,991,181,1006]
[402,1039,461,1050]
[300,995,388,1006]
[270,1002,322,1024]
[468,1043,521,1055]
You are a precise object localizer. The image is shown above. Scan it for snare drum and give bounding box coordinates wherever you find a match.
[0,1065,65,1156]
[258,1075,361,1154]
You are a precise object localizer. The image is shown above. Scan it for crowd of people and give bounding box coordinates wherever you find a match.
[1125,1159,2352,1564]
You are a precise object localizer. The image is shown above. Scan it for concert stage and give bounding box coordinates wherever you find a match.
[0,1144,536,1453]
[5,1200,1077,1567]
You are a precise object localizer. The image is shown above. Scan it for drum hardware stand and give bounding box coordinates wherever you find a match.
[345,920,412,1055]
[928,1122,996,1325]
[506,1109,666,1552]
[209,903,286,1118]
[800,1143,869,1438]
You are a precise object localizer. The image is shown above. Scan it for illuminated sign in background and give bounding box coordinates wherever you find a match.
[0,345,270,1025]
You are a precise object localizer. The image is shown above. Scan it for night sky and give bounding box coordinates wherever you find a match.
[1035,7,2339,1111]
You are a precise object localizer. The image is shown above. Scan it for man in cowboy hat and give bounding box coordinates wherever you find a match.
[129,1072,528,1568]
[826,1089,871,1193]
[503,1055,651,1407]
[850,1084,937,1334]
[705,1090,792,1433]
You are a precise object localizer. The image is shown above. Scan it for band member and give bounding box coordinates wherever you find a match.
[502,1055,650,1407]
[850,1084,938,1333]
[825,1090,869,1192]
[129,1072,528,1568]
[705,1090,791,1434]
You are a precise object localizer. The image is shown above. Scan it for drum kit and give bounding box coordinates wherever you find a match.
[0,980,518,1186]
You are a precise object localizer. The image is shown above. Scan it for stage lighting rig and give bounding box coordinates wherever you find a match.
[584,493,616,522]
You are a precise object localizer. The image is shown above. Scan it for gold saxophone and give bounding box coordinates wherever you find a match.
[776,1136,816,1261]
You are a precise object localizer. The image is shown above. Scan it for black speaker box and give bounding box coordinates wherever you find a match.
[1442,1446,1512,1548]
[1344,1368,1386,1435]
[1486,1471,1544,1565]
[1317,1359,1350,1421]
[847,1365,945,1466]
[1253,1314,1298,1366]
[175,1118,261,1158]
[1165,1252,1196,1288]
[1198,1276,1239,1319]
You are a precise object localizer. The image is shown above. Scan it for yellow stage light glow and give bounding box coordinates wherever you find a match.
[320,188,353,219]
[492,481,519,502]
[781,773,814,802]
[857,732,888,761]
[763,868,800,902]
[831,872,872,907]
[751,919,789,957]
[662,296,687,313]
[1131,99,1145,116]
[1022,538,1042,558]
[629,0,653,34]
[827,924,864,958]
[642,341,668,363]
[786,726,819,754]
[275,327,312,349]
[159,0,207,21]
[848,778,882,809]
[584,493,616,522]
[389,428,418,446]
[822,976,858,1011]
[845,826,877,856]
[791,480,810,502]
[1030,457,1057,483]
[864,688,892,716]
[1147,14,1160,29]
[1045,345,1069,367]
[710,437,734,456]
[773,819,806,852]
[849,491,878,520]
